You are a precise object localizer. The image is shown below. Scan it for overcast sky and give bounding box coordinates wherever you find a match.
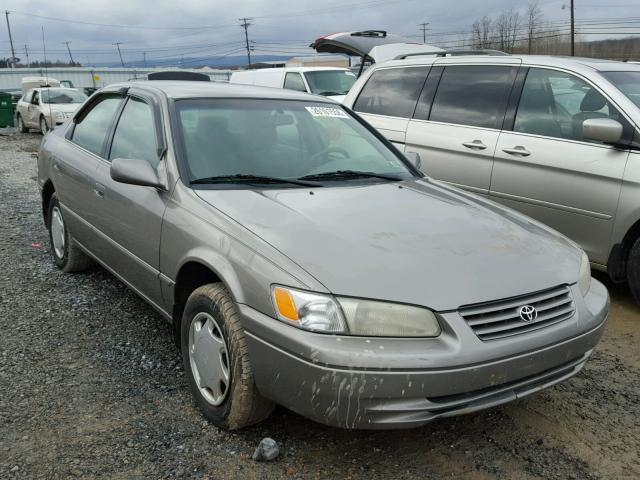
[1,0,636,65]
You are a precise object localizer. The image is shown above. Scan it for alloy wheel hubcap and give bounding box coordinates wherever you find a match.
[51,206,65,259]
[188,312,230,406]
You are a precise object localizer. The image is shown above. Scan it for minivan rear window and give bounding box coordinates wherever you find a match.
[428,65,517,129]
[353,67,428,119]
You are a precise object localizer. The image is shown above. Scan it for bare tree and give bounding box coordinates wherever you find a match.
[495,8,520,51]
[471,15,493,48]
[525,2,543,53]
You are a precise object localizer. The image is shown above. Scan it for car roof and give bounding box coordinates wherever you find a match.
[376,54,640,73]
[235,67,350,73]
[103,80,338,102]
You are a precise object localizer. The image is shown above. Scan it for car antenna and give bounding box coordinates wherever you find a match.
[41,26,52,133]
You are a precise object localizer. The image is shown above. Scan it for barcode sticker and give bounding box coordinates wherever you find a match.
[305,106,349,118]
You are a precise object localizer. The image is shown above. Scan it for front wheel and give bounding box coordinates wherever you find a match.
[181,283,274,430]
[16,114,28,133]
[47,193,93,273]
[627,237,640,305]
[40,116,49,135]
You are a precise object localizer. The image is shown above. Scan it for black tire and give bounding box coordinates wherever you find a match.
[627,237,640,305]
[39,116,49,135]
[16,114,28,133]
[181,283,274,430]
[47,193,93,273]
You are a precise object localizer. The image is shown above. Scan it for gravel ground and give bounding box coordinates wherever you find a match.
[1,129,639,479]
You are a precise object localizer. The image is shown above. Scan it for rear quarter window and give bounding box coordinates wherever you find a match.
[353,67,429,118]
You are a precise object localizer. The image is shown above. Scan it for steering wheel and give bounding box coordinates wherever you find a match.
[309,146,350,165]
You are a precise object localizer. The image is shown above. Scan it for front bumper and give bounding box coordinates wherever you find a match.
[241,279,608,429]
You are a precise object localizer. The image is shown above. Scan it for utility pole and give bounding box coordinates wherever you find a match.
[63,41,75,65]
[5,11,17,68]
[143,52,147,68]
[570,0,575,56]
[113,42,125,67]
[239,17,253,67]
[418,22,430,44]
[24,44,30,68]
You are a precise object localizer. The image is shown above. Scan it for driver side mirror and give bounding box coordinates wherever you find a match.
[404,151,422,171]
[583,118,623,144]
[110,158,165,189]
[32,97,39,105]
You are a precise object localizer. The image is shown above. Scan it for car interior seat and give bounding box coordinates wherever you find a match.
[514,88,562,138]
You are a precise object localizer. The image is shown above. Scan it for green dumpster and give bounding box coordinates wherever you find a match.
[0,92,15,128]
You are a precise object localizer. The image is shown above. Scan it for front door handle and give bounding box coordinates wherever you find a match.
[462,140,487,150]
[93,183,105,199]
[502,146,531,157]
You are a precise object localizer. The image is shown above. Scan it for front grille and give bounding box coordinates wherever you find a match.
[459,285,575,341]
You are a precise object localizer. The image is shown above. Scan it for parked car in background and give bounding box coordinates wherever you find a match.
[16,87,88,134]
[230,67,357,102]
[37,80,607,430]
[344,54,640,303]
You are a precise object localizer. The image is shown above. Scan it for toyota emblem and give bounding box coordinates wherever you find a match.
[518,305,537,322]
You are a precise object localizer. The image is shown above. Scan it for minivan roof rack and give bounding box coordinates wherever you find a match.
[394,48,508,60]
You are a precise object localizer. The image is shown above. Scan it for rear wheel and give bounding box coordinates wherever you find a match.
[627,237,640,305]
[16,114,28,133]
[47,193,93,273]
[40,116,49,135]
[181,283,274,430]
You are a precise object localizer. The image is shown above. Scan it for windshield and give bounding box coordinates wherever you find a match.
[175,99,414,186]
[41,89,87,104]
[601,71,640,108]
[304,70,357,96]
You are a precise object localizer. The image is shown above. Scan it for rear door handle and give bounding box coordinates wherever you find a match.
[502,146,531,157]
[93,183,105,198]
[462,140,487,150]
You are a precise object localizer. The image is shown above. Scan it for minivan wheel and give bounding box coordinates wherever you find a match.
[40,116,49,135]
[47,193,93,273]
[17,114,28,133]
[627,237,640,305]
[181,283,274,430]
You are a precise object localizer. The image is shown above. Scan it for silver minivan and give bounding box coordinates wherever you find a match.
[343,55,640,302]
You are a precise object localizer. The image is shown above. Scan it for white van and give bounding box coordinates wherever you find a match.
[229,67,356,103]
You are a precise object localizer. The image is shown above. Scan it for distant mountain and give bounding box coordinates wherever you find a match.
[89,55,293,69]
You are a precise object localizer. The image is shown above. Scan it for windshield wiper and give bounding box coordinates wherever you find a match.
[190,174,321,187]
[299,170,402,182]
[317,91,346,96]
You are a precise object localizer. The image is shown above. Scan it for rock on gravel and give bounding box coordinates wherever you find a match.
[252,438,280,462]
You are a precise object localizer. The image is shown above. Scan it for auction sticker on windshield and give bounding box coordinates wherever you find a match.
[305,106,349,118]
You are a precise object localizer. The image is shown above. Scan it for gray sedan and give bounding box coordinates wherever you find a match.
[37,81,608,429]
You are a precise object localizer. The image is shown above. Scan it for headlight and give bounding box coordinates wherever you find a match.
[578,251,591,296]
[53,111,64,120]
[271,286,440,337]
[338,297,440,337]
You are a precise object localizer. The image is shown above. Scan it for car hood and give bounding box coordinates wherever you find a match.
[195,180,582,311]
[44,103,82,114]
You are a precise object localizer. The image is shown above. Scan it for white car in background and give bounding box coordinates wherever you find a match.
[230,67,357,102]
[16,87,88,135]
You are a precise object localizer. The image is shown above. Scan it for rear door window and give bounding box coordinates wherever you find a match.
[283,73,307,92]
[353,67,428,118]
[71,95,124,156]
[428,65,517,129]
